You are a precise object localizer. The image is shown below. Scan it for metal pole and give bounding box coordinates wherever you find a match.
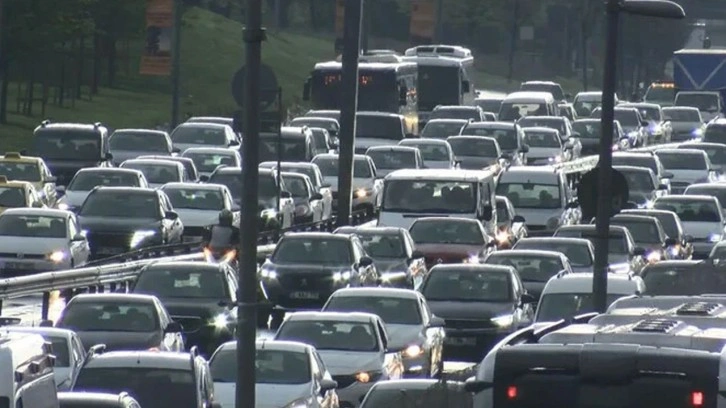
[237,0,264,407]
[336,0,363,228]
[276,88,282,213]
[361,0,370,53]
[170,0,182,128]
[593,0,619,313]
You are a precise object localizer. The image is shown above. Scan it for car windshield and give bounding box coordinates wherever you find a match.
[260,137,307,162]
[517,118,565,135]
[430,108,478,121]
[571,121,607,139]
[122,163,178,184]
[475,99,503,113]
[656,152,707,170]
[630,107,660,122]
[110,132,169,152]
[685,187,726,210]
[163,188,225,211]
[356,116,404,140]
[612,220,660,244]
[280,166,317,185]
[0,215,66,238]
[523,131,561,148]
[0,187,25,207]
[68,171,140,191]
[367,150,416,170]
[312,157,371,178]
[282,176,310,198]
[573,96,601,116]
[486,255,565,282]
[183,152,236,174]
[58,302,158,332]
[676,93,720,112]
[292,118,338,134]
[645,86,675,103]
[31,131,101,160]
[209,172,276,203]
[520,84,563,100]
[705,125,726,144]
[410,220,484,245]
[79,191,159,219]
[0,162,41,182]
[536,293,627,322]
[499,103,547,121]
[642,267,726,295]
[554,229,627,254]
[211,348,311,384]
[422,270,512,302]
[621,170,655,191]
[383,180,476,213]
[515,241,593,267]
[647,213,679,239]
[402,142,450,162]
[448,138,498,157]
[421,122,466,139]
[134,268,227,299]
[662,108,701,122]
[354,233,406,258]
[460,127,518,150]
[691,146,726,166]
[273,238,352,265]
[362,385,471,408]
[653,199,722,222]
[74,368,194,408]
[594,110,640,127]
[277,320,379,352]
[496,182,561,209]
[612,156,658,174]
[171,126,227,146]
[325,296,421,325]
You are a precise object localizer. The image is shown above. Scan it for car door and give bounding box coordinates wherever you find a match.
[378,319,404,379]
[312,351,337,408]
[511,273,534,325]
[69,334,85,388]
[277,177,295,228]
[68,215,90,265]
[368,158,383,207]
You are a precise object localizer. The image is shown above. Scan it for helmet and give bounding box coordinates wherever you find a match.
[219,209,234,226]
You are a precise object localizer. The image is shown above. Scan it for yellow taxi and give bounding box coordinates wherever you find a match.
[0,176,44,214]
[0,152,58,207]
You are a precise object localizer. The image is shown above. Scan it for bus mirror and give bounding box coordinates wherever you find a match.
[303,78,311,101]
[462,80,471,93]
[399,86,408,106]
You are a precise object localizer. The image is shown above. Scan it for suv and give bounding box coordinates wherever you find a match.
[73,346,220,408]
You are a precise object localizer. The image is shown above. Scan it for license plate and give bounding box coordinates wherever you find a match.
[4,262,34,270]
[289,291,320,300]
[445,337,477,346]
[97,247,123,255]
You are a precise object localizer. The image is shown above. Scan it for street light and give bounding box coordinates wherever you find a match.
[593,0,685,313]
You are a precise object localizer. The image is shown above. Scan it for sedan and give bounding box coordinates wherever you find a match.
[512,237,595,273]
[620,102,672,144]
[685,183,726,218]
[398,138,456,169]
[494,196,527,249]
[56,168,149,213]
[160,182,239,239]
[654,148,717,194]
[446,136,502,170]
[169,122,240,152]
[120,158,185,189]
[281,172,324,224]
[360,380,471,408]
[365,146,424,178]
[483,249,573,301]
[259,161,333,220]
[662,106,705,141]
[553,224,646,274]
[409,217,496,268]
[614,165,666,208]
[622,208,694,260]
[653,195,726,259]
[611,214,674,263]
[181,147,242,179]
[322,287,446,378]
[107,129,176,166]
[678,142,726,174]
[521,127,571,165]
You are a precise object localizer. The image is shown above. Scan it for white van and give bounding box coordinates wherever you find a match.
[0,331,59,408]
[378,168,497,234]
[499,91,558,122]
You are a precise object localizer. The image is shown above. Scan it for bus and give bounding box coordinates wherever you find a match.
[303,61,418,136]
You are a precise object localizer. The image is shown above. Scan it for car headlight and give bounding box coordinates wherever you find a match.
[333,271,351,281]
[404,344,424,358]
[608,263,631,273]
[462,254,480,264]
[282,397,313,408]
[491,314,514,328]
[355,187,373,198]
[58,202,70,211]
[646,251,662,263]
[260,208,277,219]
[47,251,66,263]
[355,371,373,383]
[210,313,234,330]
[693,128,704,137]
[260,269,278,279]
[628,131,639,138]
[709,233,722,243]
[669,245,681,257]
[295,204,311,217]
[495,229,511,244]
[638,199,653,209]
[130,230,156,248]
[548,155,563,163]
[650,125,663,135]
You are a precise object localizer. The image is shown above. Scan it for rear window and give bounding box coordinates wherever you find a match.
[642,266,726,295]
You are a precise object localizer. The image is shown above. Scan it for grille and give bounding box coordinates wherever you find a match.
[581,145,599,155]
[87,232,134,252]
[672,132,694,141]
[444,319,493,330]
[184,226,207,237]
[277,274,332,291]
[528,225,547,231]
[172,316,204,334]
[425,256,464,266]
[354,147,368,155]
[0,253,45,260]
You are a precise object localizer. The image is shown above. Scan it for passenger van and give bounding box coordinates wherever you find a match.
[498,92,558,122]
[378,168,497,234]
[0,331,59,408]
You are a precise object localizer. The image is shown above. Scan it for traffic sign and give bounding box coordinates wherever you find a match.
[230,63,279,109]
[577,167,629,221]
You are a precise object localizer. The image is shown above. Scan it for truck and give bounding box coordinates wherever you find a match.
[672,49,726,122]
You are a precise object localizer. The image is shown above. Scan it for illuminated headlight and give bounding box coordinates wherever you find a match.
[462,254,480,264]
[47,251,66,263]
[130,230,156,248]
[260,208,277,219]
[609,263,631,273]
[709,233,722,243]
[548,155,563,164]
[692,128,704,137]
[260,269,278,279]
[627,131,639,138]
[495,229,511,244]
[491,314,514,328]
[619,138,630,148]
[650,125,663,135]
[333,271,352,281]
[638,199,653,209]
[295,204,311,217]
[646,251,662,263]
[210,313,233,330]
[57,202,70,211]
[669,245,681,257]
[404,344,424,358]
[355,371,373,383]
[355,188,372,198]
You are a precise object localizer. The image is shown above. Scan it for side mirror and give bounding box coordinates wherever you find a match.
[633,247,646,256]
[359,256,374,267]
[461,80,471,93]
[512,215,525,223]
[641,120,649,127]
[72,233,86,242]
[565,200,579,209]
[56,185,66,193]
[310,193,323,201]
[664,237,677,247]
[481,204,493,221]
[657,183,668,190]
[320,379,338,392]
[199,175,210,182]
[280,191,292,199]
[172,147,181,154]
[165,210,179,220]
[428,316,446,328]
[165,321,183,333]
[663,171,674,179]
[104,152,113,161]
[684,234,694,243]
[521,145,530,153]
[399,86,408,106]
[521,292,536,304]
[231,203,241,212]
[302,78,311,101]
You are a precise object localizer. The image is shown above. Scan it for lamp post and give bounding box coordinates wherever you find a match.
[593,0,684,313]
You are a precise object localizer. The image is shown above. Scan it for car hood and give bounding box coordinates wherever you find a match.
[61,190,92,208]
[71,330,162,352]
[667,169,710,183]
[154,298,223,320]
[385,323,425,351]
[78,216,162,233]
[416,243,483,260]
[527,147,562,159]
[215,383,311,408]
[522,282,546,300]
[426,300,514,320]
[174,209,218,227]
[317,350,382,375]
[628,190,654,205]
[0,237,69,257]
[455,156,498,170]
[373,258,408,273]
[681,221,723,239]
[355,138,398,152]
[269,263,347,274]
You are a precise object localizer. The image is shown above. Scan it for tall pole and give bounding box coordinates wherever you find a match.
[593,0,620,313]
[237,0,264,408]
[170,0,182,128]
[336,0,363,228]
[360,0,370,53]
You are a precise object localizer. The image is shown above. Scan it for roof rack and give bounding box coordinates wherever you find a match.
[631,318,681,333]
[676,302,721,316]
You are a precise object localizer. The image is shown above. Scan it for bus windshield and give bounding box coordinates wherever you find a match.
[418,65,461,110]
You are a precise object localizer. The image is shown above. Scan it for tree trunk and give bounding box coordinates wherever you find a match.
[0,59,8,124]
[91,32,101,95]
[106,36,117,87]
[77,35,85,98]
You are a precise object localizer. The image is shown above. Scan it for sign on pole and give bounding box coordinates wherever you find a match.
[410,0,436,44]
[334,0,345,54]
[140,0,174,76]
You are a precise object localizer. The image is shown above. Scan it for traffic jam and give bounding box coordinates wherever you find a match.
[3,45,726,408]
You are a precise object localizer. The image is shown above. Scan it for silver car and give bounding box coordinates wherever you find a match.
[57,168,149,213]
[653,195,726,259]
[365,146,424,178]
[170,122,240,152]
[108,129,176,166]
[120,159,186,189]
[312,154,383,214]
[398,138,456,169]
[521,127,571,165]
[210,340,339,408]
[654,148,717,194]
[446,136,502,170]
[159,182,239,239]
[181,147,242,180]
[259,161,333,221]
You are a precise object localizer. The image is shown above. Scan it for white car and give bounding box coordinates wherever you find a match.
[56,168,149,213]
[0,208,90,273]
[120,158,186,189]
[181,147,242,179]
[160,182,239,240]
[312,153,383,214]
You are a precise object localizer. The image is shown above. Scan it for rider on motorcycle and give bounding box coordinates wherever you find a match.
[203,209,240,253]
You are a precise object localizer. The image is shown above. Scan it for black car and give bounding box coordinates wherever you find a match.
[418,264,535,361]
[30,121,113,186]
[611,214,675,264]
[77,187,184,259]
[55,293,184,352]
[131,262,239,356]
[258,232,378,323]
[622,208,694,260]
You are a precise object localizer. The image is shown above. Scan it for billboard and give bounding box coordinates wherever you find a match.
[140,0,174,76]
[410,0,436,44]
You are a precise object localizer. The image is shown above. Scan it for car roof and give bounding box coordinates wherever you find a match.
[92,186,157,195]
[503,91,555,101]
[291,116,339,123]
[57,392,129,404]
[518,237,592,246]
[282,232,351,240]
[386,168,495,181]
[330,287,421,300]
[429,264,516,274]
[621,209,677,217]
[143,261,222,272]
[284,311,379,323]
[182,147,236,154]
[365,146,419,153]
[217,339,314,353]
[70,293,157,303]
[369,379,465,391]
[544,272,643,294]
[613,165,655,174]
[425,118,471,124]
[557,224,628,234]
[518,116,564,121]
[612,214,659,224]
[656,194,717,203]
[655,148,705,156]
[411,216,480,225]
[175,122,229,129]
[333,226,405,235]
[399,138,450,146]
[160,182,227,191]
[112,129,169,136]
[122,158,182,167]
[2,326,76,339]
[464,121,516,129]
[686,183,726,191]
[486,249,566,260]
[84,351,194,370]
[76,167,142,175]
[521,126,560,134]
[0,208,71,217]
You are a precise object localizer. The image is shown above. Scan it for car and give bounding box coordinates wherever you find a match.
[0,331,59,407]
[57,168,149,213]
[209,340,339,408]
[2,326,86,391]
[304,109,340,121]
[654,148,717,194]
[620,102,673,144]
[418,264,535,360]
[592,106,649,146]
[446,136,502,170]
[322,288,445,378]
[677,142,726,174]
[513,237,595,273]
[684,183,726,218]
[160,182,239,239]
[274,311,404,408]
[55,293,185,352]
[553,224,646,274]
[483,249,573,301]
[181,147,242,179]
[420,119,470,139]
[185,116,240,139]
[312,153,383,214]
[409,217,496,268]
[169,122,240,152]
[613,165,666,208]
[652,195,726,258]
[72,348,217,408]
[360,379,472,408]
[572,91,618,117]
[612,152,673,191]
[398,138,456,169]
[77,187,183,258]
[333,226,426,289]
[520,127,572,165]
[622,208,694,259]
[429,105,487,122]
[290,116,340,145]
[473,95,505,117]
[281,172,325,224]
[365,146,424,178]
[354,112,408,153]
[308,127,335,156]
[493,196,527,249]
[107,129,176,166]
[260,126,317,162]
[638,260,722,296]
[662,106,705,141]
[610,214,673,264]
[57,391,142,408]
[557,103,578,121]
[131,262,239,356]
[571,118,626,155]
[0,208,90,273]
[516,115,577,143]
[259,161,333,220]
[0,152,58,207]
[120,158,186,188]
[137,155,200,182]
[0,177,45,214]
[520,80,567,102]
[459,122,528,166]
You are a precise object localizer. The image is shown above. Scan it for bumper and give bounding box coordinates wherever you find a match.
[442,328,511,362]
[0,257,70,275]
[337,380,376,408]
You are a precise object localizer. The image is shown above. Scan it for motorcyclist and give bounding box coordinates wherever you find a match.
[203,209,240,254]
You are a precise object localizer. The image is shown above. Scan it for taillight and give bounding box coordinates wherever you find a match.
[507,386,517,400]
[692,391,704,407]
